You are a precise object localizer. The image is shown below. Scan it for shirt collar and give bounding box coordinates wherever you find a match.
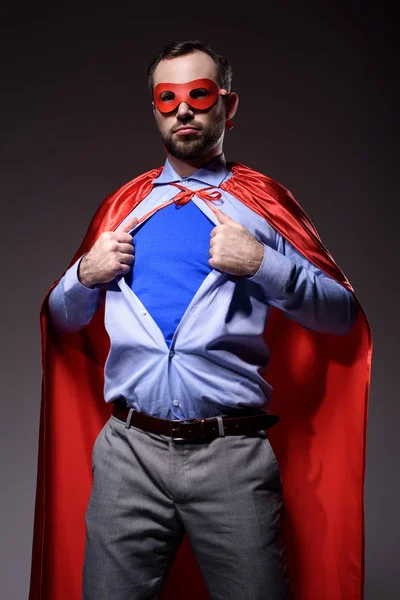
[152,153,230,188]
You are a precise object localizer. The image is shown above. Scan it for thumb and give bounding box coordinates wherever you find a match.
[215,208,237,225]
[120,215,139,233]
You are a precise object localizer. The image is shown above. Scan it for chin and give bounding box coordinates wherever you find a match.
[167,141,207,160]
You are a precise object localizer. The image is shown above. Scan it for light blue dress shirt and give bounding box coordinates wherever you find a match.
[49,155,356,420]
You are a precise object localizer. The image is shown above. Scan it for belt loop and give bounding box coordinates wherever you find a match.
[125,408,134,429]
[216,416,225,437]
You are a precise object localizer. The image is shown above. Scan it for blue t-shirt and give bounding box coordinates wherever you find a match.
[125,200,214,347]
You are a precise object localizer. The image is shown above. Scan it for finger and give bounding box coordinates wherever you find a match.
[118,242,134,255]
[115,231,134,244]
[120,216,139,233]
[215,209,238,226]
[210,226,220,238]
[119,263,132,275]
[118,253,135,265]
[215,209,231,223]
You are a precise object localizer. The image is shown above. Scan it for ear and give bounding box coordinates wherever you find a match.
[225,92,239,120]
[152,101,156,115]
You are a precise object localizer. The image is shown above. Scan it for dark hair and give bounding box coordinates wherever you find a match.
[146,40,233,94]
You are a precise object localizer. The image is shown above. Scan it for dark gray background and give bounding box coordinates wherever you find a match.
[1,3,398,598]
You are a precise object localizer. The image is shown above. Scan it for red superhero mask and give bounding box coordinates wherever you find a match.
[153,78,227,113]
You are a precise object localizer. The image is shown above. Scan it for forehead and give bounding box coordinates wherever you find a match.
[153,51,218,86]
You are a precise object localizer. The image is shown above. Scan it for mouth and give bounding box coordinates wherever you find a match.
[174,127,200,135]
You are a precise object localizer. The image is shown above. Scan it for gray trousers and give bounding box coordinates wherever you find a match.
[83,414,291,600]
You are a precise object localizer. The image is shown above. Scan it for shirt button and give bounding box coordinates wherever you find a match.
[172,399,179,406]
[140,309,147,315]
[169,350,175,358]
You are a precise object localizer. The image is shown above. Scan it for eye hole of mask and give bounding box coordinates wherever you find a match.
[160,91,176,103]
[189,88,209,99]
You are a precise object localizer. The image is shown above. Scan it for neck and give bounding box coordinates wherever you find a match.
[166,145,223,178]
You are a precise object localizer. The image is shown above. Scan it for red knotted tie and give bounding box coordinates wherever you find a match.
[169,183,222,210]
[133,183,222,227]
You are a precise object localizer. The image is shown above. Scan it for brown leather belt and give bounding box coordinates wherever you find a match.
[112,401,279,442]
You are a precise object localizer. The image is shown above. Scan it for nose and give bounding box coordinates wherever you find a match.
[176,101,193,119]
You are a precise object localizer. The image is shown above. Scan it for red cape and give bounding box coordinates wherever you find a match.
[29,162,371,599]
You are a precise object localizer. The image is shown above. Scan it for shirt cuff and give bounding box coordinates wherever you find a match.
[64,256,101,303]
[247,244,293,298]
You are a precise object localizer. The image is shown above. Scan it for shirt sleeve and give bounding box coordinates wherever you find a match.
[48,255,102,334]
[248,234,357,336]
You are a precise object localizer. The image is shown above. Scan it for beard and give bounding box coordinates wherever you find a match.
[160,105,226,160]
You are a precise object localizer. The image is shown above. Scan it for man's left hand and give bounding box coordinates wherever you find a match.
[208,209,264,277]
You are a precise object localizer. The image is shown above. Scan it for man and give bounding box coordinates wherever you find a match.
[29,41,371,600]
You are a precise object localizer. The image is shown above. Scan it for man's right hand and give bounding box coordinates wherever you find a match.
[78,216,139,288]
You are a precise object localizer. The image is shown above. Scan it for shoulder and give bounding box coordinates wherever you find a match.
[94,166,164,218]
[226,161,293,199]
[71,166,164,259]
[224,161,320,240]
[107,166,164,204]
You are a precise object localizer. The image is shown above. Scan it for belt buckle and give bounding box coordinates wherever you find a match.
[170,419,185,442]
[170,418,208,443]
